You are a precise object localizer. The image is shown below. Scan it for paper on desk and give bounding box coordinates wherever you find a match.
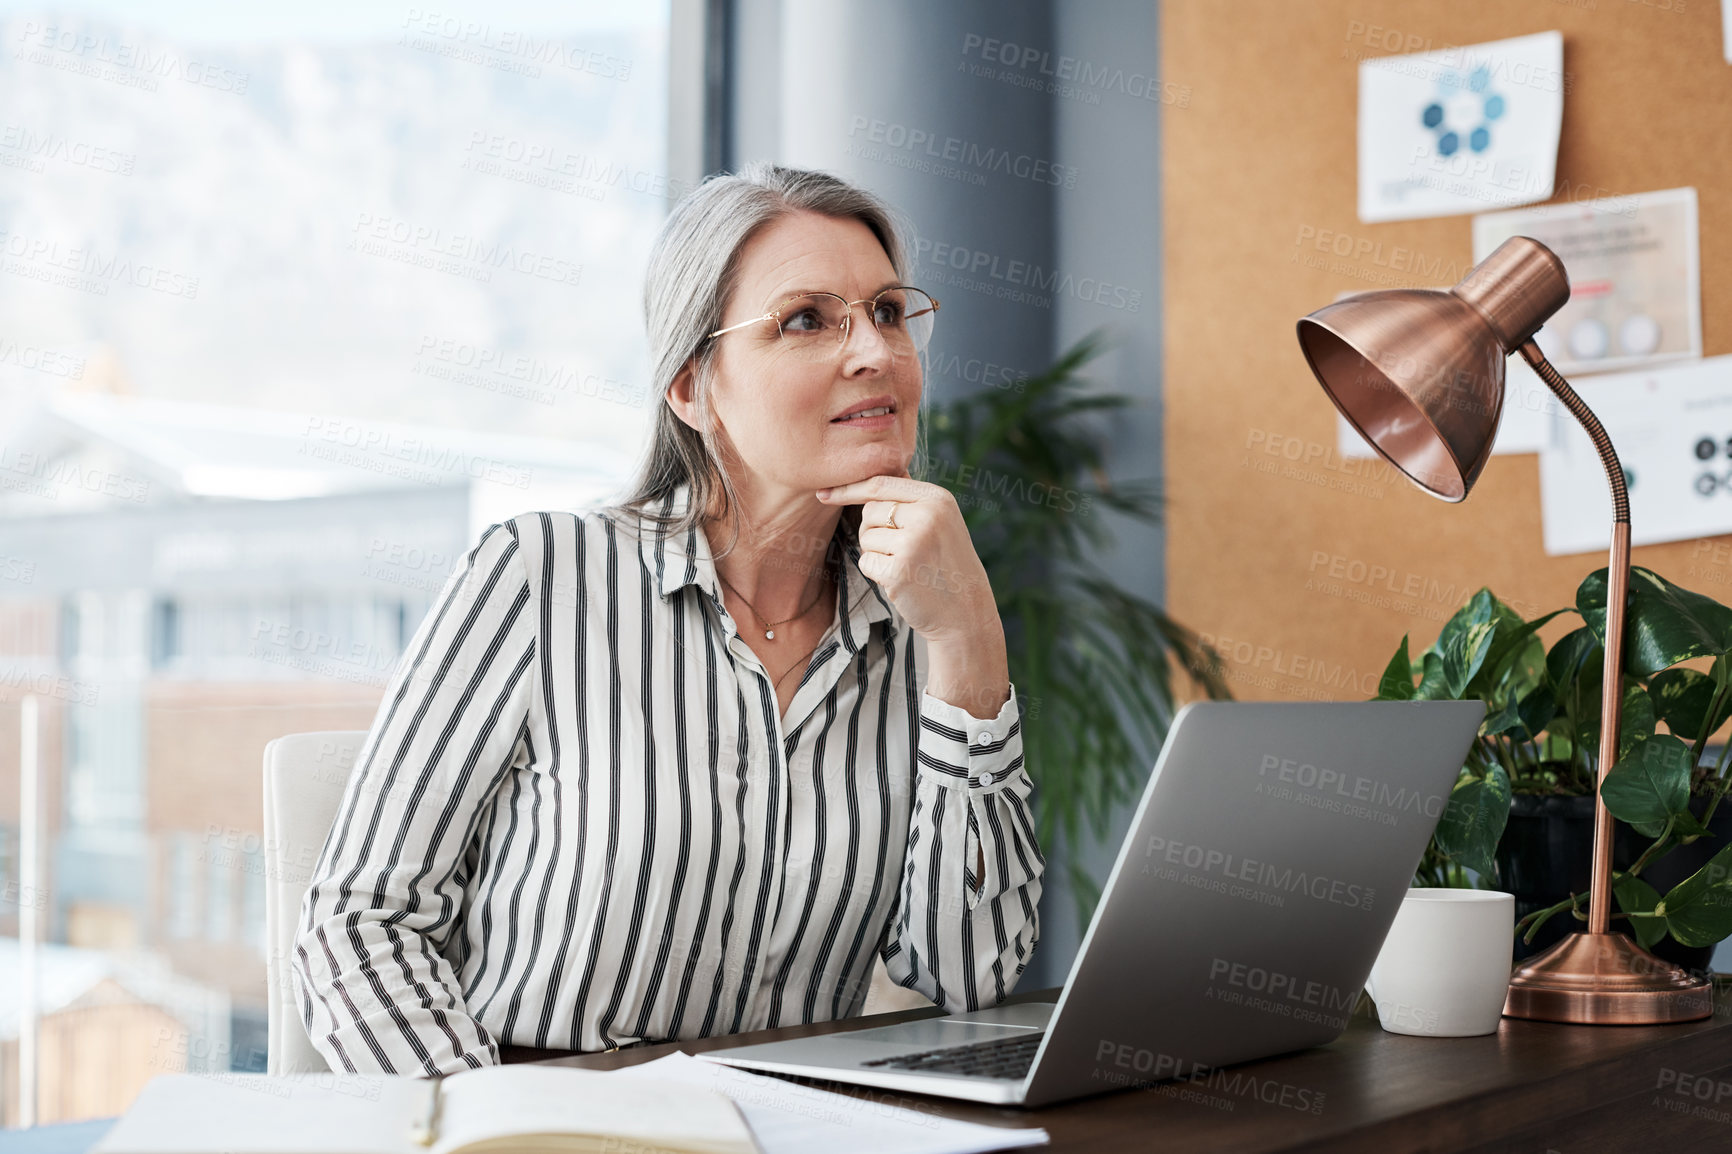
[611,1052,1049,1154]
[1358,30,1563,223]
[88,1071,427,1153]
[1474,188,1701,377]
[1538,355,1732,555]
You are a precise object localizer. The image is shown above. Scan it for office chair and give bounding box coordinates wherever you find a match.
[262,730,368,1075]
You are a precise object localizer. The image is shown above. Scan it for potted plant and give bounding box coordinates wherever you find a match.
[919,335,1229,929]
[1375,568,1732,969]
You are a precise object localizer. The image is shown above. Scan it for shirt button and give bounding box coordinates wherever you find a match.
[975,731,993,747]
[979,772,995,787]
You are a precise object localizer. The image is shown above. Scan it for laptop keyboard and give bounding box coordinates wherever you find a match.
[859,1031,1044,1079]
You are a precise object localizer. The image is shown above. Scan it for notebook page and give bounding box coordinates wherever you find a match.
[432,1065,755,1154]
[613,1053,1050,1154]
[90,1072,427,1154]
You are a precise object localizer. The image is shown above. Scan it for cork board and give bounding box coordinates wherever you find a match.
[1162,0,1732,702]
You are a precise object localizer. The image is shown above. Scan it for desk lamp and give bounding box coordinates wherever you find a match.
[1295,235,1713,1025]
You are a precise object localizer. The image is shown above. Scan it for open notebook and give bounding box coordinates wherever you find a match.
[91,1065,758,1154]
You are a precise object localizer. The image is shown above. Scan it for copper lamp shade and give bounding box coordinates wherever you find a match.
[1295,236,1714,1026]
[1296,237,1569,501]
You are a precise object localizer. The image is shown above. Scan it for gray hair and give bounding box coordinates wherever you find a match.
[614,162,916,556]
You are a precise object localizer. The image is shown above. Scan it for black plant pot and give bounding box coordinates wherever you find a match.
[1495,794,1596,962]
[1494,791,1732,970]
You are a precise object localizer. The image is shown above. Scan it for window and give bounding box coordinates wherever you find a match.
[150,598,180,670]
[165,832,201,941]
[205,850,233,944]
[1,1,671,1124]
[0,825,15,908]
[240,848,267,957]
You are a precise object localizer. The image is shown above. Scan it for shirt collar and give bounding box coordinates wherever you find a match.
[634,482,895,654]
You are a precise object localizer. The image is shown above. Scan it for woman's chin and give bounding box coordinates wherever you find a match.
[827,442,911,482]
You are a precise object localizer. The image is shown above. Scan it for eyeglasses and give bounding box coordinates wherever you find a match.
[707,286,939,361]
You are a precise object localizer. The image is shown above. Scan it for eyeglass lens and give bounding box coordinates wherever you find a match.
[773,289,936,358]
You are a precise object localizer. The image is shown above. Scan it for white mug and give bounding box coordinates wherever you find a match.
[1364,888,1514,1037]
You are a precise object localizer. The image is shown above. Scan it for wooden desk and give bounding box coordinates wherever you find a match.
[510,980,1732,1153]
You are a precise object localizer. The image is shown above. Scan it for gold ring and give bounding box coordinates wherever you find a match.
[886,502,900,530]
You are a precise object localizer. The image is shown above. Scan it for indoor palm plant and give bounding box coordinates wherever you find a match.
[919,335,1229,927]
[1375,568,1732,964]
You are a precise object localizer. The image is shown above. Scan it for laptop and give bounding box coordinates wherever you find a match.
[699,700,1485,1107]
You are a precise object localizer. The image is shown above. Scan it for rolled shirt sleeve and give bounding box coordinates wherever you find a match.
[881,680,1045,1012]
[292,520,537,1077]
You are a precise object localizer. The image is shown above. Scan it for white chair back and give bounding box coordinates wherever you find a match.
[262,730,368,1075]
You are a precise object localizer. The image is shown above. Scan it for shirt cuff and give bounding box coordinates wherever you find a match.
[915,682,1025,794]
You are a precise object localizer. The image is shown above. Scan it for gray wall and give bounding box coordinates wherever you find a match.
[730,0,1166,991]
[1044,0,1168,995]
[773,1,1058,407]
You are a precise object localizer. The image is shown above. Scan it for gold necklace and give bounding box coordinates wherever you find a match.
[714,567,830,640]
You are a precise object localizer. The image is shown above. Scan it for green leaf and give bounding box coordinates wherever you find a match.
[1671,808,1714,841]
[1414,650,1450,702]
[1467,607,1568,702]
[1578,566,1732,677]
[1429,589,1500,698]
[1433,762,1511,877]
[1513,684,1558,744]
[1599,735,1693,828]
[1650,663,1731,741]
[1480,698,1523,737]
[1376,636,1416,701]
[1613,873,1669,949]
[1547,625,1600,683]
[1463,604,1564,742]
[1658,844,1732,948]
[1619,684,1656,759]
[1551,623,1600,752]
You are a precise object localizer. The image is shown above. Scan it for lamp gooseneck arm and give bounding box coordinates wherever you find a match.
[1518,339,1630,937]
[1518,341,1631,523]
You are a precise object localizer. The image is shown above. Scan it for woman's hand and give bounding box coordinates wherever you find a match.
[816,474,1010,719]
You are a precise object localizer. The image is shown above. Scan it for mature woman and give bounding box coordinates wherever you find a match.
[293,163,1044,1076]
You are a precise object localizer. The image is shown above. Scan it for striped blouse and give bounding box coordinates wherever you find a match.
[292,483,1045,1076]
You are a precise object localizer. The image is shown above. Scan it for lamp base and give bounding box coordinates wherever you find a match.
[1503,931,1714,1025]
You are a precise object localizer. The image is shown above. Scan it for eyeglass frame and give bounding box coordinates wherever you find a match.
[705,285,940,352]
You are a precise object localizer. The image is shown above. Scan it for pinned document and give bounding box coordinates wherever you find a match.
[1358,31,1564,223]
[1539,356,1732,556]
[1474,188,1702,377]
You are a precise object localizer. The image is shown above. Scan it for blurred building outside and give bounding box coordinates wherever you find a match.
[0,368,627,1117]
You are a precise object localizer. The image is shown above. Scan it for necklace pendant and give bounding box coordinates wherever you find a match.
[765,629,775,640]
